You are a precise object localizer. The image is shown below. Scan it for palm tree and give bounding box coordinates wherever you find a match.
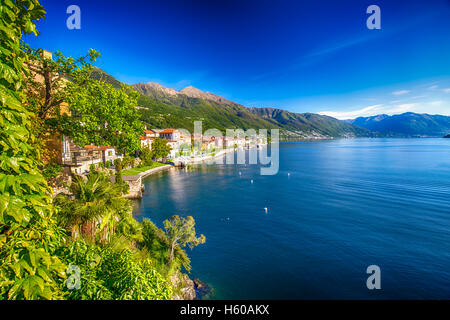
[54,172,130,243]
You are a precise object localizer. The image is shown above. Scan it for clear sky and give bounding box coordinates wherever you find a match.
[26,0,450,119]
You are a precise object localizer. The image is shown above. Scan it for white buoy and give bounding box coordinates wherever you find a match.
[251,179,254,184]
[239,171,242,176]
[288,172,290,176]
[264,207,268,213]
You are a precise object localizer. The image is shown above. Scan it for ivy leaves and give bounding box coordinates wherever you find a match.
[0,0,67,300]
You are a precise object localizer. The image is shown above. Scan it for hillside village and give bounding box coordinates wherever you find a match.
[61,127,268,175]
[29,50,267,178]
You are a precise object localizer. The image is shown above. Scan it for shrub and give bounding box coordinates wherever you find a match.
[140,147,153,167]
[60,241,173,300]
[114,159,122,172]
[42,161,63,179]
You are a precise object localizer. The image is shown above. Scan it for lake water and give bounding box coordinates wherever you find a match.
[133,139,450,299]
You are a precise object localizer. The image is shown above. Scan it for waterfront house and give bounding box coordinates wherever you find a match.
[143,129,158,138]
[159,129,182,159]
[159,128,180,141]
[62,143,122,174]
[62,144,103,174]
[99,146,117,164]
[151,129,163,137]
[140,136,155,149]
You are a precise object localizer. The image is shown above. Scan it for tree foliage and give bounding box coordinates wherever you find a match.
[21,42,143,155]
[54,172,129,244]
[21,45,99,134]
[0,0,67,300]
[150,137,172,160]
[59,241,173,300]
[61,77,143,154]
[141,219,191,273]
[163,215,205,264]
[139,147,153,166]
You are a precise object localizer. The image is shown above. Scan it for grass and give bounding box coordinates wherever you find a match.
[122,162,167,175]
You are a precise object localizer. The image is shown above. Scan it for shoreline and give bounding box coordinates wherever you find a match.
[139,164,173,178]
[121,164,173,199]
[173,144,267,166]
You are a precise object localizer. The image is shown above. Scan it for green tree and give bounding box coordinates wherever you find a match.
[61,78,143,154]
[113,158,122,171]
[112,158,128,193]
[54,172,129,244]
[122,155,134,169]
[0,0,67,300]
[60,241,173,300]
[140,147,153,166]
[163,215,205,264]
[21,46,99,136]
[21,44,143,155]
[151,138,172,160]
[141,219,191,273]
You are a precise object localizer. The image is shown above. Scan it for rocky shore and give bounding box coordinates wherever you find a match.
[121,164,173,199]
[170,271,213,300]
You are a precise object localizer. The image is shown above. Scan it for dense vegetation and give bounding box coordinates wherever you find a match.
[0,0,203,300]
[22,45,143,156]
[137,93,276,133]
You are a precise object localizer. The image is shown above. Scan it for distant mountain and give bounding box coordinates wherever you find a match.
[347,112,450,137]
[133,82,277,131]
[88,68,387,138]
[134,82,239,105]
[248,107,374,138]
[91,67,122,89]
[180,86,235,104]
[133,82,375,138]
[134,82,179,99]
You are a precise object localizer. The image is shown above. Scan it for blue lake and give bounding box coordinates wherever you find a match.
[133,139,450,299]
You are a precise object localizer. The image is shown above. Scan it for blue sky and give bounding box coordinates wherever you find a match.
[26,0,450,118]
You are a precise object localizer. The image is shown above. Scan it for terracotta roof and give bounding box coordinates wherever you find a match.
[144,129,155,134]
[85,144,114,151]
[84,145,102,150]
[160,128,177,134]
[140,136,155,140]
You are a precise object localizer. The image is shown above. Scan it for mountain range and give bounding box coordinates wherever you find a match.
[91,68,450,138]
[133,82,379,139]
[346,113,450,137]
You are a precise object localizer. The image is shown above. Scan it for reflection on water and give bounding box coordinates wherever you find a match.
[134,139,450,299]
